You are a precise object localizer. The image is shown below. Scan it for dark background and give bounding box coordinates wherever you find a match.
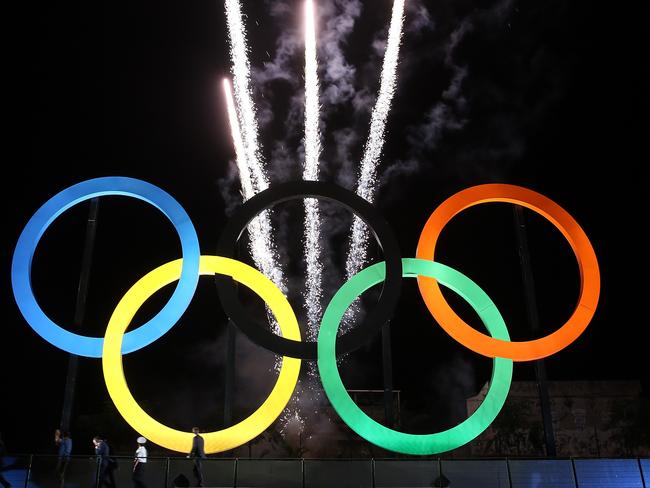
[2,0,646,455]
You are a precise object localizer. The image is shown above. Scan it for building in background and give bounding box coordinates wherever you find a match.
[466,381,650,457]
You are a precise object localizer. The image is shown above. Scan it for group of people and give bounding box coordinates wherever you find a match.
[0,428,207,488]
[53,427,206,488]
[91,434,148,488]
[52,430,146,488]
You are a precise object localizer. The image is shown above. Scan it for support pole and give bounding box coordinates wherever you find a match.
[381,322,394,428]
[513,205,557,456]
[223,320,236,428]
[221,234,241,431]
[60,197,99,432]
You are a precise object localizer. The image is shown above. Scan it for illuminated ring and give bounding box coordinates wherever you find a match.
[11,177,200,358]
[102,255,301,454]
[215,180,402,360]
[318,258,512,455]
[416,183,600,361]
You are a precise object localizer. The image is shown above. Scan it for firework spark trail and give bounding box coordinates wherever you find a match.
[302,0,323,342]
[224,0,269,193]
[345,0,405,283]
[223,78,255,200]
[224,0,286,338]
[224,78,284,302]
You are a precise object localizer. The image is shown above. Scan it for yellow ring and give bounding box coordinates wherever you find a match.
[102,255,301,453]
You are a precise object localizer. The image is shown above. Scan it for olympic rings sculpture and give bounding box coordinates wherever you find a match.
[11,177,600,455]
[215,181,402,360]
[11,177,201,358]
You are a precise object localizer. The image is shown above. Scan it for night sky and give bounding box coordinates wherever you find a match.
[2,0,645,456]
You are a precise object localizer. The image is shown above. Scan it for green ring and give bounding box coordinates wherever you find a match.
[317,258,513,455]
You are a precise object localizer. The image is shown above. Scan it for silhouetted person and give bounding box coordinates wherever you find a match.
[172,474,189,488]
[0,432,10,488]
[433,473,451,487]
[55,430,72,487]
[93,436,116,488]
[187,428,205,487]
[132,437,147,488]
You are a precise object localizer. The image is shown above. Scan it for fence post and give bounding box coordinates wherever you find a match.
[506,457,513,488]
[95,455,100,488]
[638,457,646,488]
[571,458,579,488]
[24,454,33,488]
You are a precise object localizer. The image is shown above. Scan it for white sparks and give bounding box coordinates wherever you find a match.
[223,0,404,341]
[224,0,269,193]
[224,77,285,305]
[345,0,405,280]
[224,1,286,336]
[223,78,255,200]
[303,0,323,341]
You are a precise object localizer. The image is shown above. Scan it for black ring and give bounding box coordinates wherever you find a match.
[215,180,402,360]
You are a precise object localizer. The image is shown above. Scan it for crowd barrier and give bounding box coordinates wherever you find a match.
[1,455,648,487]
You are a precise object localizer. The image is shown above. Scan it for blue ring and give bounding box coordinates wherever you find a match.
[11,177,201,357]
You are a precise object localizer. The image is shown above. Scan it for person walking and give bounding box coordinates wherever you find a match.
[187,428,205,487]
[132,437,147,488]
[55,430,72,487]
[93,436,116,488]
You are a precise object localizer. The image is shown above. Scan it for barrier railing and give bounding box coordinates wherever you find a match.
[2,454,647,487]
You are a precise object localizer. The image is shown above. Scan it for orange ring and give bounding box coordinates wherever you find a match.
[416,184,600,361]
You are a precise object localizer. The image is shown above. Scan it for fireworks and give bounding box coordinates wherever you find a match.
[302,0,324,342]
[224,0,286,317]
[345,0,405,281]
[224,0,404,328]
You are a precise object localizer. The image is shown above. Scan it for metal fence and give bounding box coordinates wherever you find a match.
[1,455,648,487]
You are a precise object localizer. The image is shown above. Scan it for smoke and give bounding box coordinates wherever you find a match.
[329,127,361,190]
[398,352,478,433]
[246,0,377,342]
[378,0,537,190]
[214,0,567,454]
[431,354,477,425]
[317,0,363,107]
[378,18,471,187]
[225,0,287,342]
[404,0,435,35]
[219,2,409,447]
[344,0,405,295]
[252,0,366,185]
[217,159,246,216]
[252,3,302,133]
